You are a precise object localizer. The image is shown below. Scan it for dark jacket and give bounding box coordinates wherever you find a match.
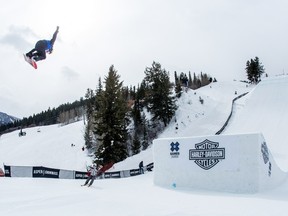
[28,26,59,61]
[36,27,58,53]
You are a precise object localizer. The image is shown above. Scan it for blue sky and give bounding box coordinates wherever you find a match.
[1,0,288,118]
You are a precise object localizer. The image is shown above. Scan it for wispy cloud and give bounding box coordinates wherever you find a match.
[0,25,37,51]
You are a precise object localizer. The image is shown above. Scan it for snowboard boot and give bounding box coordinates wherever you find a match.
[26,53,32,58]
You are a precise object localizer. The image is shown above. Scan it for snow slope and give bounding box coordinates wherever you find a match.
[1,77,288,216]
[224,76,288,171]
[158,80,252,137]
[0,122,92,171]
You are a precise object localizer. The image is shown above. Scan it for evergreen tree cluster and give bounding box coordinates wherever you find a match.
[175,71,214,89]
[84,62,177,165]
[246,56,265,83]
[0,100,85,134]
[174,71,215,97]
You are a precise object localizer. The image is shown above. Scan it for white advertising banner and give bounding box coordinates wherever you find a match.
[153,133,286,193]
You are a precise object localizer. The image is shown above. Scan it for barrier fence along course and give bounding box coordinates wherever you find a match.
[3,163,154,179]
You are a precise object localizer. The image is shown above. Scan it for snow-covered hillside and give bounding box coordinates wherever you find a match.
[0,122,92,171]
[159,80,252,137]
[1,76,288,216]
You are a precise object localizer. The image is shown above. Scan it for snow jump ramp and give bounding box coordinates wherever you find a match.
[153,133,287,193]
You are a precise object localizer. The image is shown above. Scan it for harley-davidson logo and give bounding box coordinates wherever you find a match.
[189,139,225,170]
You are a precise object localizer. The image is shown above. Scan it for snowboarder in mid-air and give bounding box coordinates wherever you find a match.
[26,26,59,61]
[24,26,59,69]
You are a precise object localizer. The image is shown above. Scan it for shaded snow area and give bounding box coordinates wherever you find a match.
[1,77,288,216]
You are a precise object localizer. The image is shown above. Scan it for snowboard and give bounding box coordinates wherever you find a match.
[23,54,37,69]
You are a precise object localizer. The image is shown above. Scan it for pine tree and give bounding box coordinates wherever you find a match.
[246,56,265,83]
[94,65,129,165]
[84,88,95,149]
[174,71,182,98]
[96,77,103,94]
[138,80,147,101]
[188,71,193,88]
[144,61,177,127]
[175,80,182,98]
[132,98,142,133]
[192,72,198,89]
[95,77,103,111]
[174,71,179,86]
